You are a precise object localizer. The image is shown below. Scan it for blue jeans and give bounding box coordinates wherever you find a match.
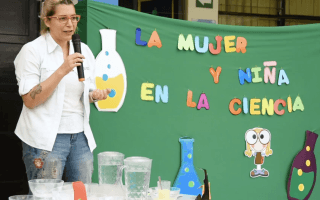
[22,132,94,195]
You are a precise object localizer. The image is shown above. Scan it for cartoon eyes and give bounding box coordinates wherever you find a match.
[245,130,271,145]
[246,130,258,145]
[259,130,270,144]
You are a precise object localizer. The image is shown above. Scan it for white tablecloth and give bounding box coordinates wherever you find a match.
[178,194,197,200]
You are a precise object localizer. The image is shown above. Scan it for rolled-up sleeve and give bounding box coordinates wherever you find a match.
[14,43,40,96]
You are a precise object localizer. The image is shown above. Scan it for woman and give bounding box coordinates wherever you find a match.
[14,0,108,191]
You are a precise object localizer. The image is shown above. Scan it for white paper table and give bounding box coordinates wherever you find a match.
[178,194,197,200]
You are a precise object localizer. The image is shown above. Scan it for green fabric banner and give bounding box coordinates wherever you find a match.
[76,1,320,199]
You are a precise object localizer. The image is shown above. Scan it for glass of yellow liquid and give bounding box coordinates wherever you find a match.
[157,181,171,200]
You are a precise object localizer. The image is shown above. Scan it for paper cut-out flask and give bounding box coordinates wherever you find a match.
[173,137,202,196]
[287,130,318,200]
[94,29,127,112]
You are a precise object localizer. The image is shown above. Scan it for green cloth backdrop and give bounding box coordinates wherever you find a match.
[75,1,320,199]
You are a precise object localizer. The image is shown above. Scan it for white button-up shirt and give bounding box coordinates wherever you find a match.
[14,32,97,152]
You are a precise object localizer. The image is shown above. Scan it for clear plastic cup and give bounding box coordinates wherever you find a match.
[28,179,64,199]
[87,193,108,200]
[157,180,171,190]
[85,183,99,195]
[148,187,181,200]
[52,183,115,200]
[8,195,34,200]
[52,185,73,200]
[169,187,181,200]
[157,180,171,199]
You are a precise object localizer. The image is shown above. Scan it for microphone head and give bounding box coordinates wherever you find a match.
[72,34,81,42]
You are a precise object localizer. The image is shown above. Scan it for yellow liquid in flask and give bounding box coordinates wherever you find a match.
[95,74,124,109]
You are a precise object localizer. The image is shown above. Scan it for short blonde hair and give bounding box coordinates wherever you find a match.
[245,141,273,157]
[40,0,77,35]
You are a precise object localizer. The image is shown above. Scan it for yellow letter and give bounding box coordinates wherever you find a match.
[178,34,194,51]
[224,36,236,53]
[287,96,293,113]
[250,98,261,115]
[141,83,155,101]
[261,98,274,115]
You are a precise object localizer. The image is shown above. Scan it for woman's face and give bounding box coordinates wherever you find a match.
[45,4,77,45]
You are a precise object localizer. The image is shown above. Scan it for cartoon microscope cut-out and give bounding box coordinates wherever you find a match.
[94,29,127,112]
[244,127,273,178]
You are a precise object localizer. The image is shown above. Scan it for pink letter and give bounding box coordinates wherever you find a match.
[197,93,210,110]
[263,61,277,67]
[264,67,276,84]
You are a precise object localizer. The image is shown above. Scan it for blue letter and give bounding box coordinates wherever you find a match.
[135,28,147,46]
[238,68,252,85]
[278,69,290,85]
[243,97,248,114]
[155,85,168,103]
[195,36,209,53]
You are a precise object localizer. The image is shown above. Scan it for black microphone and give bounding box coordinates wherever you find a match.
[72,34,85,82]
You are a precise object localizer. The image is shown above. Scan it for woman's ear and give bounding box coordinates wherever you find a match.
[44,17,50,28]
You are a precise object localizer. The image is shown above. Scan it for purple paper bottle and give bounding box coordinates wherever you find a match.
[287,130,318,200]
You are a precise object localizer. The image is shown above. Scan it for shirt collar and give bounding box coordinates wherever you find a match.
[46,32,73,54]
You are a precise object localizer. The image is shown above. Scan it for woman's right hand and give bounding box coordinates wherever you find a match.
[60,53,85,75]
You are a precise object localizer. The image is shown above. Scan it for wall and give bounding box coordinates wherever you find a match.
[220,0,277,26]
[0,1,39,199]
[78,0,119,6]
[285,0,320,25]
[219,0,320,26]
[186,0,219,23]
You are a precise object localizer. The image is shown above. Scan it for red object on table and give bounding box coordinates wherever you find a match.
[72,181,87,200]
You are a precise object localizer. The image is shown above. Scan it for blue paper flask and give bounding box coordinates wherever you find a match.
[173,137,202,196]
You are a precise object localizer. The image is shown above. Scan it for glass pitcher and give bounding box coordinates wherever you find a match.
[117,157,152,200]
[98,151,124,185]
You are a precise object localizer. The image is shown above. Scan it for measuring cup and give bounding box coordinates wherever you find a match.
[98,152,124,185]
[117,157,152,200]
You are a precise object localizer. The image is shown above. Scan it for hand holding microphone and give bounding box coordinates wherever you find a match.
[61,53,85,75]
[72,34,85,81]
[60,34,85,81]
